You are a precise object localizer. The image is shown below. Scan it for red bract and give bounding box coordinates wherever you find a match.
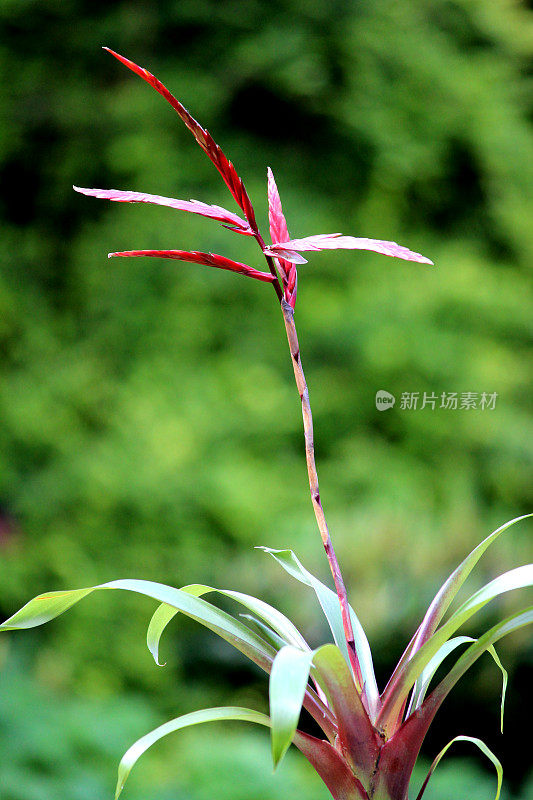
[267,167,300,308]
[73,187,252,233]
[76,50,432,304]
[103,48,258,232]
[107,249,275,283]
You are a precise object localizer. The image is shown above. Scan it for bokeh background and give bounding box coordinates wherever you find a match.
[0,1,532,798]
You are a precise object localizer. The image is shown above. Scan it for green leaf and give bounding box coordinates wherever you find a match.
[0,579,336,740]
[0,587,95,628]
[373,609,531,800]
[383,514,531,710]
[0,579,276,675]
[415,514,533,649]
[378,564,533,733]
[239,613,290,651]
[146,603,181,666]
[407,638,507,732]
[407,636,474,715]
[147,583,309,667]
[415,735,503,800]
[414,515,531,649]
[258,547,380,719]
[431,606,532,715]
[114,704,367,800]
[269,646,316,768]
[240,616,331,711]
[115,706,272,798]
[486,645,508,734]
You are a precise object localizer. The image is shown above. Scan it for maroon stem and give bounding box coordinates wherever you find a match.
[253,231,283,301]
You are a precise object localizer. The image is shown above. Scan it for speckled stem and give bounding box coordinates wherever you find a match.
[280,298,364,693]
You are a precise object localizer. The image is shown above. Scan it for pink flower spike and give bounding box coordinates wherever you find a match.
[267,167,290,246]
[267,167,303,307]
[267,234,434,265]
[107,249,276,283]
[73,186,251,232]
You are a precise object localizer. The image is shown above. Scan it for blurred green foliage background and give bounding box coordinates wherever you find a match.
[0,0,532,798]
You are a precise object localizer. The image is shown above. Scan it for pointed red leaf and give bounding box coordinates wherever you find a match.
[293,730,368,800]
[108,249,275,283]
[267,168,300,308]
[372,693,441,800]
[374,607,533,800]
[312,645,381,793]
[265,234,434,265]
[103,49,258,231]
[73,186,251,232]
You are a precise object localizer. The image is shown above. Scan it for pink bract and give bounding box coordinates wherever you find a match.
[264,233,434,265]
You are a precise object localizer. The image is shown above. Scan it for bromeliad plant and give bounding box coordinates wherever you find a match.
[2,49,532,800]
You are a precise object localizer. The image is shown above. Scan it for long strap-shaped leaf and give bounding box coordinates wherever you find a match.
[381,514,530,710]
[104,49,258,232]
[409,514,531,660]
[114,706,367,800]
[380,515,531,720]
[406,636,507,732]
[147,584,310,664]
[259,546,380,720]
[148,588,334,735]
[0,579,275,670]
[146,583,336,740]
[241,615,329,708]
[431,606,533,708]
[407,636,474,715]
[377,564,533,734]
[239,613,293,651]
[268,642,381,789]
[415,736,502,800]
[372,607,533,800]
[0,579,334,740]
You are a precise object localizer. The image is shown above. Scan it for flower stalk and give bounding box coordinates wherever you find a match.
[73,47,434,721]
[279,296,365,694]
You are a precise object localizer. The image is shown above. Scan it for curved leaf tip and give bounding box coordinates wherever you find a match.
[415,735,503,800]
[115,707,273,799]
